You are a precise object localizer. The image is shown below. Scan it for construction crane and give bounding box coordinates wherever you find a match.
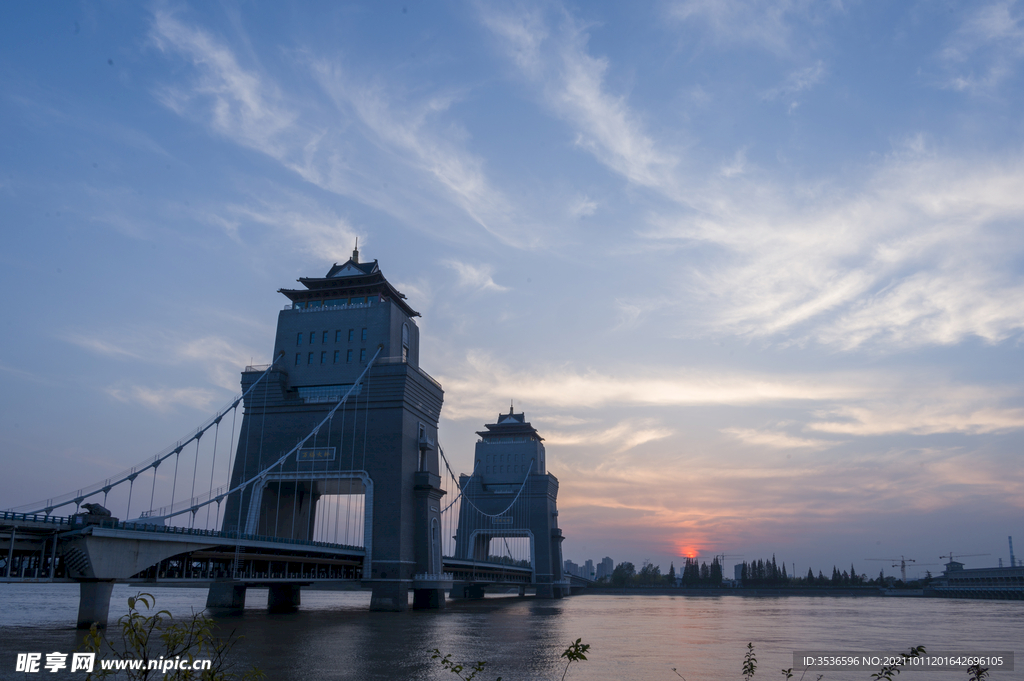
[866,556,919,582]
[713,554,744,572]
[940,552,990,568]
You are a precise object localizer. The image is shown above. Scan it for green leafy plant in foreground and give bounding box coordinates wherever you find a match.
[559,639,590,681]
[81,593,264,680]
[742,642,758,680]
[429,651,499,681]
[430,639,590,681]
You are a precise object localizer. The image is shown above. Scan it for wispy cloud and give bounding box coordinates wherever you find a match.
[439,353,1024,438]
[105,384,220,413]
[150,9,534,249]
[569,195,598,217]
[722,427,836,450]
[150,9,300,159]
[439,351,869,421]
[719,148,749,178]
[479,4,678,193]
[444,260,509,292]
[65,328,261,398]
[808,401,1024,436]
[478,4,1024,353]
[545,418,673,454]
[762,60,826,101]
[649,151,1024,349]
[667,0,827,55]
[214,193,359,264]
[940,1,1024,92]
[175,336,262,393]
[308,64,531,247]
[63,335,143,360]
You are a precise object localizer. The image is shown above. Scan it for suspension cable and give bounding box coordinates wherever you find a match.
[142,348,381,524]
[15,358,282,515]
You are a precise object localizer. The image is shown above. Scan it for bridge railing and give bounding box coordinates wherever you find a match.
[6,357,298,520]
[0,510,363,553]
[0,510,72,525]
[105,520,365,552]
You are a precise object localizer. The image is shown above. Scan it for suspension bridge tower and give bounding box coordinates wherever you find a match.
[454,407,567,598]
[219,245,447,611]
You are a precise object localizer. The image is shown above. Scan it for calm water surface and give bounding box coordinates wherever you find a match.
[1,584,1020,680]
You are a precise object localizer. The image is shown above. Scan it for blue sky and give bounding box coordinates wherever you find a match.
[2,0,1023,578]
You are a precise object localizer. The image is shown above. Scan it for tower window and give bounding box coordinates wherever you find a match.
[320,351,327,364]
[335,330,341,343]
[308,352,314,364]
[360,348,366,362]
[323,331,329,343]
[334,350,339,363]
[402,323,409,362]
[348,329,354,342]
[346,349,353,363]
[297,332,302,346]
[361,328,368,341]
[295,353,301,366]
[309,331,315,345]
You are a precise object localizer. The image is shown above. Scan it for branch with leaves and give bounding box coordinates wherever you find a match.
[430,638,590,681]
[80,593,263,680]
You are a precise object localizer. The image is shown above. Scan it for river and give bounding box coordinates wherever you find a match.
[1,584,1020,680]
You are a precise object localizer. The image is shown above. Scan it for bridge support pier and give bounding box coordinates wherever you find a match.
[369,581,409,611]
[449,583,486,599]
[535,581,565,599]
[206,583,247,611]
[268,585,299,610]
[413,588,446,610]
[518,585,526,597]
[268,584,301,612]
[77,580,114,630]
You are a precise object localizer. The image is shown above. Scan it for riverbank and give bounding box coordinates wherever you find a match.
[585,586,902,597]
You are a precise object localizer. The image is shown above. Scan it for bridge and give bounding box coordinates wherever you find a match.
[1,249,591,627]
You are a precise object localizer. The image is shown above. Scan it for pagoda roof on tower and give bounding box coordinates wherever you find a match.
[278,258,420,317]
[476,411,543,440]
[324,259,379,278]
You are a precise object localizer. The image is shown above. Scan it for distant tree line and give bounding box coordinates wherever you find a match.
[679,556,723,587]
[606,557,723,587]
[739,556,788,587]
[600,557,923,589]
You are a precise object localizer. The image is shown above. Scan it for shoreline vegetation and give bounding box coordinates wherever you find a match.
[591,557,936,593]
[583,585,917,597]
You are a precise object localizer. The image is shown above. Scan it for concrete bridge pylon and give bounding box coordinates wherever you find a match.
[454,408,567,599]
[220,251,446,611]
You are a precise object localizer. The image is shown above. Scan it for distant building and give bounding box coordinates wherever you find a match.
[596,557,614,580]
[931,561,1024,599]
[585,559,594,579]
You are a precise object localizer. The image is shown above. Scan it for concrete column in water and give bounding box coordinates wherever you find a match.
[369,581,410,611]
[206,582,247,610]
[77,581,115,629]
[268,584,301,612]
[5,528,15,578]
